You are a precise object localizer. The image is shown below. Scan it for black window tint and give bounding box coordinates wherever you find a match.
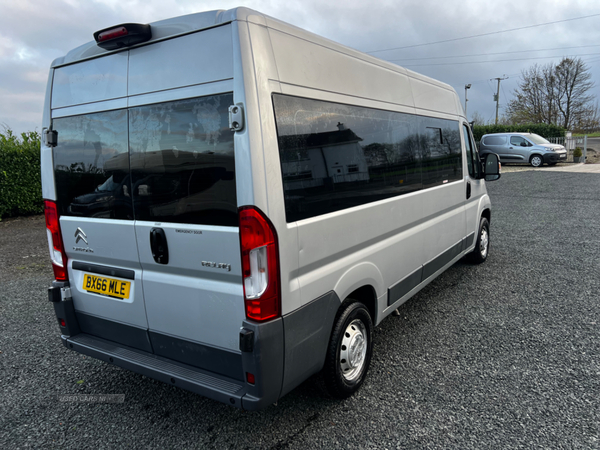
[510,136,527,146]
[273,94,462,222]
[53,110,132,219]
[483,136,506,146]
[129,94,237,226]
[463,124,481,179]
[420,117,462,189]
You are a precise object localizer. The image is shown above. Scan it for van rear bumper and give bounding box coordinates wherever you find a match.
[62,333,250,408]
[51,281,285,410]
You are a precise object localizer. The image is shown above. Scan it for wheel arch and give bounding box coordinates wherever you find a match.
[341,285,378,326]
[530,153,544,165]
[333,262,384,324]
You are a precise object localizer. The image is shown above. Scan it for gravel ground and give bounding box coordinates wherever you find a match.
[1,171,599,449]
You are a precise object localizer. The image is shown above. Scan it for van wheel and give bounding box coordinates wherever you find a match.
[468,217,490,264]
[323,301,373,398]
[530,155,543,167]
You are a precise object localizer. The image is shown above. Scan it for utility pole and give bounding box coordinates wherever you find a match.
[493,76,508,124]
[464,84,471,118]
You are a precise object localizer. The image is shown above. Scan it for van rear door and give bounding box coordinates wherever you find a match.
[128,94,246,377]
[52,108,152,351]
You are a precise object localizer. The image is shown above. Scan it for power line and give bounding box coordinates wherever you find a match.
[388,44,600,63]
[365,13,600,54]
[399,52,600,67]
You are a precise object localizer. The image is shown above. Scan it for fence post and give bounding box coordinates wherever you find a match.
[583,135,587,162]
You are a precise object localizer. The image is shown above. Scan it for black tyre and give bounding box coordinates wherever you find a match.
[468,217,490,264]
[323,301,373,398]
[530,154,543,167]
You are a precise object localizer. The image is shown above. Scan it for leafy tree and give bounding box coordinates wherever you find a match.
[506,58,598,132]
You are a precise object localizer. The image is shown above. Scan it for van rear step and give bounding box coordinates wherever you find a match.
[63,333,247,408]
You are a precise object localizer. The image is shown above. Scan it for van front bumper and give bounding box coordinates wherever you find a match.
[544,152,568,163]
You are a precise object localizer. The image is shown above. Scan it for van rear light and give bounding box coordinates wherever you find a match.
[44,200,69,282]
[239,207,280,321]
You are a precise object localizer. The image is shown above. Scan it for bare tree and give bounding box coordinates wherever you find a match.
[555,58,597,130]
[506,58,598,131]
[470,111,486,126]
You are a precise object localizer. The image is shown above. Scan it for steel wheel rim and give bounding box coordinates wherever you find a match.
[340,318,367,381]
[532,156,542,167]
[480,227,489,258]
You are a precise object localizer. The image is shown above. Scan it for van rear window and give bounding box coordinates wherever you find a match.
[53,110,132,220]
[129,95,237,226]
[52,93,237,226]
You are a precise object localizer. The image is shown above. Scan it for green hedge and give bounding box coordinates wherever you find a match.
[0,130,43,220]
[472,123,566,142]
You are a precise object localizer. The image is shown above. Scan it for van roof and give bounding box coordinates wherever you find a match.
[51,7,455,95]
[482,132,535,137]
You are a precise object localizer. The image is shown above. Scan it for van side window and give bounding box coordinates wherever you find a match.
[273,94,462,222]
[510,136,528,146]
[483,136,505,146]
[462,124,481,179]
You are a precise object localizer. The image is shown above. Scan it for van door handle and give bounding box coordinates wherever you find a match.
[466,181,472,199]
[150,228,169,264]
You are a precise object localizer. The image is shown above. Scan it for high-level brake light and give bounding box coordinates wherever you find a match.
[93,23,152,50]
[44,200,69,281]
[239,207,280,321]
[97,27,128,42]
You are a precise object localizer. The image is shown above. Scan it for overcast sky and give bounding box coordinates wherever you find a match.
[1,0,599,135]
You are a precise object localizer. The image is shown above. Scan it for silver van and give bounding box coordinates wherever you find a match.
[479,132,567,167]
[42,7,501,410]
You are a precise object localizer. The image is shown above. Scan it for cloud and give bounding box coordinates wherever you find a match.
[1,0,599,133]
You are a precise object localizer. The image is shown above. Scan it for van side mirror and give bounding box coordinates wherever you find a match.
[482,153,501,181]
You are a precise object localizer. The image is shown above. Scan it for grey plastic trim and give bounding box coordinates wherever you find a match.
[464,232,475,250]
[75,312,153,353]
[72,261,135,280]
[239,318,284,411]
[149,331,243,381]
[387,267,423,307]
[64,334,247,408]
[280,291,341,397]
[422,240,465,281]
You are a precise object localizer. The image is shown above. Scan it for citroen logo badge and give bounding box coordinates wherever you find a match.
[74,227,88,245]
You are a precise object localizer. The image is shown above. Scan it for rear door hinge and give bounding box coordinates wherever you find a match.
[228,104,244,132]
[45,129,58,147]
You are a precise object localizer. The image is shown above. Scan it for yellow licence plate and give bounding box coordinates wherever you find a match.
[83,273,131,299]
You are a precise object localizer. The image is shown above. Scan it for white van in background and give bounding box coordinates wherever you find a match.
[42,7,501,410]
